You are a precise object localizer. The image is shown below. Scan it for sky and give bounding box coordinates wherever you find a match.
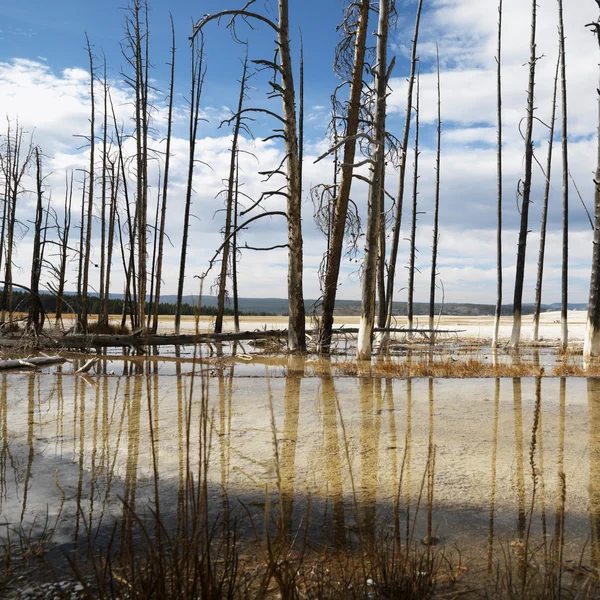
[0,0,599,306]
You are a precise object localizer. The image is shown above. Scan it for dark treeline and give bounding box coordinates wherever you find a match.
[0,290,271,321]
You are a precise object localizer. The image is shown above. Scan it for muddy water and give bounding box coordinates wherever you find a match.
[0,361,598,572]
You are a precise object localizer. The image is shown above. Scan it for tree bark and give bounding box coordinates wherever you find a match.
[175,38,204,335]
[509,0,537,349]
[429,48,442,339]
[493,0,503,348]
[278,0,306,352]
[80,33,96,332]
[558,0,569,351]
[357,0,389,359]
[407,69,421,336]
[152,15,176,334]
[532,56,559,342]
[215,56,248,334]
[584,10,600,358]
[318,0,370,353]
[384,0,423,330]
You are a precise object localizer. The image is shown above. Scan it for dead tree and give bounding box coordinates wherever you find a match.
[79,33,96,332]
[429,47,442,339]
[510,0,538,348]
[314,0,370,352]
[193,0,307,352]
[584,4,600,358]
[151,14,176,335]
[27,147,45,335]
[384,0,424,331]
[174,35,205,335]
[215,55,250,334]
[122,0,151,330]
[0,120,33,324]
[493,0,503,348]
[98,56,110,329]
[558,0,569,350]
[357,0,390,359]
[532,56,559,343]
[53,171,73,325]
[407,68,421,335]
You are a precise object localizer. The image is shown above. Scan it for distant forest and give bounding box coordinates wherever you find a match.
[2,290,274,319]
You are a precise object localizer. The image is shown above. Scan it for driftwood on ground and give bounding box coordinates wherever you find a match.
[0,356,66,370]
[0,327,465,350]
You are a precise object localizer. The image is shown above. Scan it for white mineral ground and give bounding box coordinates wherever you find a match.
[163,310,587,343]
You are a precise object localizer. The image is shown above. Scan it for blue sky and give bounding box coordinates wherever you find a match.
[0,0,599,307]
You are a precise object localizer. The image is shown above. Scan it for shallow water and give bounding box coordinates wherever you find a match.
[0,360,598,573]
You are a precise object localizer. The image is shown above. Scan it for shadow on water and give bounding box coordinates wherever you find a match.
[1,358,600,594]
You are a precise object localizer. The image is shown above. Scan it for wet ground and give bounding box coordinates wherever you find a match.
[0,354,599,585]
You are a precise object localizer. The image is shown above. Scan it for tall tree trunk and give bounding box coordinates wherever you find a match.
[318,0,370,353]
[232,159,240,334]
[384,0,423,330]
[215,56,249,334]
[80,33,96,332]
[98,57,108,328]
[55,171,73,325]
[377,161,387,329]
[532,57,559,342]
[175,37,204,335]
[493,0,504,348]
[429,47,442,339]
[152,15,176,335]
[357,0,389,359]
[407,69,421,335]
[76,175,86,331]
[509,0,538,349]
[27,147,44,334]
[278,0,306,352]
[584,8,600,359]
[103,160,118,327]
[558,0,569,351]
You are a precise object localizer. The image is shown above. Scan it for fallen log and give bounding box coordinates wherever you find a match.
[0,327,466,350]
[0,356,66,370]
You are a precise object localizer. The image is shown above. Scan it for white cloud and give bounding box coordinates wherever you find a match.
[0,0,599,307]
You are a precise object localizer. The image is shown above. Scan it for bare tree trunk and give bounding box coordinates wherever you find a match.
[98,57,108,329]
[407,69,421,335]
[80,33,96,332]
[509,0,538,349]
[232,159,240,334]
[318,0,370,353]
[103,160,118,327]
[584,9,600,359]
[429,47,442,339]
[147,174,161,330]
[76,175,86,330]
[175,37,204,335]
[384,0,423,330]
[278,0,306,352]
[357,0,389,359]
[532,56,559,343]
[215,56,248,334]
[558,0,569,350]
[27,147,44,334]
[377,161,387,329]
[55,171,73,325]
[493,0,503,348]
[0,121,33,324]
[151,14,176,335]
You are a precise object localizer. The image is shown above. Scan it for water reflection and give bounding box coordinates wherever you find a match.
[0,368,596,571]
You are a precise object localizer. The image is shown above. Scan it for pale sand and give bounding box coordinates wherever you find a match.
[162,309,588,345]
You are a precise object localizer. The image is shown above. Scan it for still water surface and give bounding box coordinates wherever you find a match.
[0,360,598,571]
